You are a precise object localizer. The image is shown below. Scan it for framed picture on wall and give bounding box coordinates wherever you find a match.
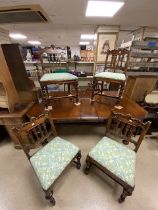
[96,32,118,62]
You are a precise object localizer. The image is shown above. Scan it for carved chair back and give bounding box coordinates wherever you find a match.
[106,111,151,152]
[104,49,130,73]
[13,114,57,159]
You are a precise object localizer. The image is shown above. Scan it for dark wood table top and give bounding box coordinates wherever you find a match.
[26,96,148,122]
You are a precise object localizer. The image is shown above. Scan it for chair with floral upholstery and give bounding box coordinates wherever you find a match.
[91,49,130,103]
[13,114,81,205]
[40,72,80,107]
[38,46,80,108]
[85,111,150,202]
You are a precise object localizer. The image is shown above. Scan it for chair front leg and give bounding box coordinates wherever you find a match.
[73,151,81,169]
[84,156,92,175]
[67,83,71,95]
[118,188,133,203]
[119,82,125,99]
[101,81,104,95]
[91,78,96,102]
[73,81,80,105]
[45,190,56,205]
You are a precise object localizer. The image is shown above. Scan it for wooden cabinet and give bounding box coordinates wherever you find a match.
[0,44,37,112]
[124,73,158,102]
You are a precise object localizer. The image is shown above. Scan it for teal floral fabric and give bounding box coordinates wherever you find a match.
[40,73,78,82]
[89,136,136,187]
[30,136,79,190]
[95,72,126,81]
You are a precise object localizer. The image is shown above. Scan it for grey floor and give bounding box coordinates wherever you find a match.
[0,124,158,210]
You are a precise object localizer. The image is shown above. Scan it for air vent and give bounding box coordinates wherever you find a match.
[0,5,50,24]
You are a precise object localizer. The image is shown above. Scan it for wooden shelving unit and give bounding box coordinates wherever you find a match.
[121,40,158,101]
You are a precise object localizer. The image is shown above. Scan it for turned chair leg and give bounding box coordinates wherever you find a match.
[73,82,80,105]
[119,82,125,98]
[73,151,81,169]
[45,190,56,205]
[67,83,72,96]
[118,188,133,203]
[101,81,104,95]
[91,78,96,102]
[84,157,92,175]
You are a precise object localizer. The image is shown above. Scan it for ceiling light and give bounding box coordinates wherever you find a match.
[86,1,124,17]
[81,34,95,40]
[28,41,41,45]
[79,41,90,45]
[9,33,27,40]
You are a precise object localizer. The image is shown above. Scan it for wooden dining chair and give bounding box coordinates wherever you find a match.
[91,49,130,103]
[85,111,151,202]
[38,46,80,108]
[13,114,81,205]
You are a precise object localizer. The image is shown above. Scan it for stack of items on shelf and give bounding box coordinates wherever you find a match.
[129,40,158,72]
[80,45,94,62]
[22,44,95,63]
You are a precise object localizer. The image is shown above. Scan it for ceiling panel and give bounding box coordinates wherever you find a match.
[0,0,157,45]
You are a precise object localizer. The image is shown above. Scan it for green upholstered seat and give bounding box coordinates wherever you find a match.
[95,72,126,81]
[30,136,79,190]
[89,136,136,187]
[40,73,78,82]
[53,69,69,73]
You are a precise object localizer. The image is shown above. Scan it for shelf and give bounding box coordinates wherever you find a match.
[24,61,94,65]
[74,61,94,64]
[127,71,158,77]
[131,41,158,50]
[129,62,158,68]
[24,61,40,64]
[130,52,158,58]
[78,76,93,80]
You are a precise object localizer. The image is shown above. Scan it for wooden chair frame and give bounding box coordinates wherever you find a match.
[38,46,80,107]
[85,111,151,202]
[13,114,81,205]
[40,79,80,107]
[92,49,130,102]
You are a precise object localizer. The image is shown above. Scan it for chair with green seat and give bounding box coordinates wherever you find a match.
[40,72,80,107]
[13,114,81,205]
[85,111,151,202]
[38,46,80,107]
[91,49,130,103]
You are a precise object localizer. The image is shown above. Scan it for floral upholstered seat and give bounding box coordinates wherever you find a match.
[30,136,79,190]
[40,73,78,82]
[89,136,136,187]
[95,72,126,81]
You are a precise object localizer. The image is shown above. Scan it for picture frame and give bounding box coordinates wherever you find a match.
[96,32,118,63]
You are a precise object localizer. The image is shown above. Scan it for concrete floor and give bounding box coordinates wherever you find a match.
[0,124,158,210]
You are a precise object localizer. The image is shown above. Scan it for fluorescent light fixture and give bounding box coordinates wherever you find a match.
[28,41,41,45]
[86,1,124,17]
[9,33,27,40]
[79,41,90,45]
[81,34,95,40]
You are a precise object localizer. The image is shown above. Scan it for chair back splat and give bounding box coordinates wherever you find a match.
[104,49,130,73]
[13,114,57,159]
[106,111,151,152]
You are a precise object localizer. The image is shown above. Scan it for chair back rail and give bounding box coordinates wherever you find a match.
[104,49,130,73]
[13,114,57,159]
[106,111,151,152]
